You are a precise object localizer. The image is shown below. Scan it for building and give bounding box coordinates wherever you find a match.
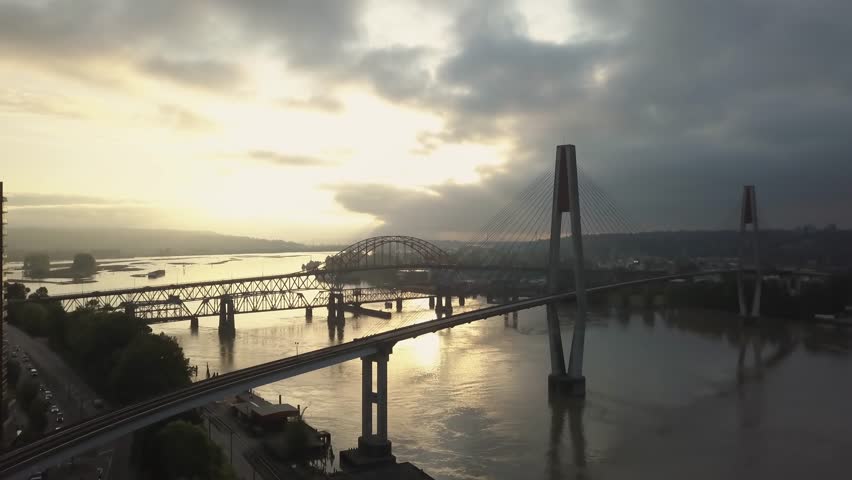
[1,182,9,445]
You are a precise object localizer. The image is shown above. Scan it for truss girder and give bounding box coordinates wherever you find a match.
[127,287,435,323]
[56,273,327,313]
[324,236,452,271]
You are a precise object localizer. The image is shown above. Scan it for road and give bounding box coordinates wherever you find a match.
[6,326,132,480]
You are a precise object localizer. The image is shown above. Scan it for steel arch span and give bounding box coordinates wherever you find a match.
[325,236,452,271]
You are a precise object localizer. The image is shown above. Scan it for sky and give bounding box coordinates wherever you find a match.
[1,0,849,243]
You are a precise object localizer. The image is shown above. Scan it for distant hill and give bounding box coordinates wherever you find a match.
[5,227,340,261]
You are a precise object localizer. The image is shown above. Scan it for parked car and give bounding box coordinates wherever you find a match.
[55,414,64,423]
[44,393,53,401]
[29,368,38,377]
[49,405,60,414]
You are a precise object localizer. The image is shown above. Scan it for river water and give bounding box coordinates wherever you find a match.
[11,253,852,479]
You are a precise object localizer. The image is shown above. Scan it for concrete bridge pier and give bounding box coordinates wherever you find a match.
[190,316,199,330]
[428,296,435,309]
[336,293,346,324]
[395,298,403,312]
[341,345,396,470]
[218,296,236,337]
[327,292,337,319]
[458,295,465,306]
[124,303,136,318]
[306,307,313,322]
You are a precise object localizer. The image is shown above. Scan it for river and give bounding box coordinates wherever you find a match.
[10,253,852,479]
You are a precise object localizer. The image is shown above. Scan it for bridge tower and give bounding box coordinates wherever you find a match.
[547,144,588,397]
[737,185,762,318]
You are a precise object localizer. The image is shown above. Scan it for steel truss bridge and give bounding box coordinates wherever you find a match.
[36,232,823,323]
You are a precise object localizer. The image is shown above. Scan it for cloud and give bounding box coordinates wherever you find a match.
[280,95,343,112]
[158,104,216,131]
[140,56,243,90]
[0,90,83,118]
[247,150,335,167]
[7,193,121,207]
[340,0,852,231]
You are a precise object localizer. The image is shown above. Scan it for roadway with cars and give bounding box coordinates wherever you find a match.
[6,326,130,479]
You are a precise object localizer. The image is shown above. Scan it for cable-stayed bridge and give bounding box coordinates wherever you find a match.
[3,144,838,478]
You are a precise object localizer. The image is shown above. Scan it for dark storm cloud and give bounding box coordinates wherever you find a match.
[205,0,365,69]
[248,151,335,167]
[335,0,852,233]
[0,0,364,82]
[141,57,243,90]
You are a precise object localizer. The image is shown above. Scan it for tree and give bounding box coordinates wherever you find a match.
[149,420,235,480]
[5,282,30,300]
[72,253,97,276]
[17,302,49,337]
[27,397,49,432]
[16,379,39,409]
[6,359,21,387]
[23,253,50,277]
[28,286,49,300]
[109,333,191,404]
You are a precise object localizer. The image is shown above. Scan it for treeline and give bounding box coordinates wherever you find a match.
[440,228,852,267]
[22,252,97,278]
[666,275,852,319]
[5,284,235,479]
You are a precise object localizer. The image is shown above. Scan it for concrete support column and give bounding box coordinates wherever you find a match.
[546,145,568,378]
[361,356,373,439]
[376,351,389,441]
[436,296,444,309]
[190,316,199,330]
[328,292,337,318]
[306,307,313,321]
[395,298,403,312]
[124,304,136,318]
[459,296,466,306]
[428,296,435,309]
[444,295,452,307]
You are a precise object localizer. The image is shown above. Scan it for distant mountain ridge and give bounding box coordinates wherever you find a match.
[6,227,341,261]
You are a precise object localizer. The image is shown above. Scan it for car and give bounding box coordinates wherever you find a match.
[44,390,52,396]
[49,405,60,414]
[54,426,62,431]
[44,393,53,400]
[29,368,38,377]
[55,415,64,423]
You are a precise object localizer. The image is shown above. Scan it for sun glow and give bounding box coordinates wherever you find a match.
[399,333,441,369]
